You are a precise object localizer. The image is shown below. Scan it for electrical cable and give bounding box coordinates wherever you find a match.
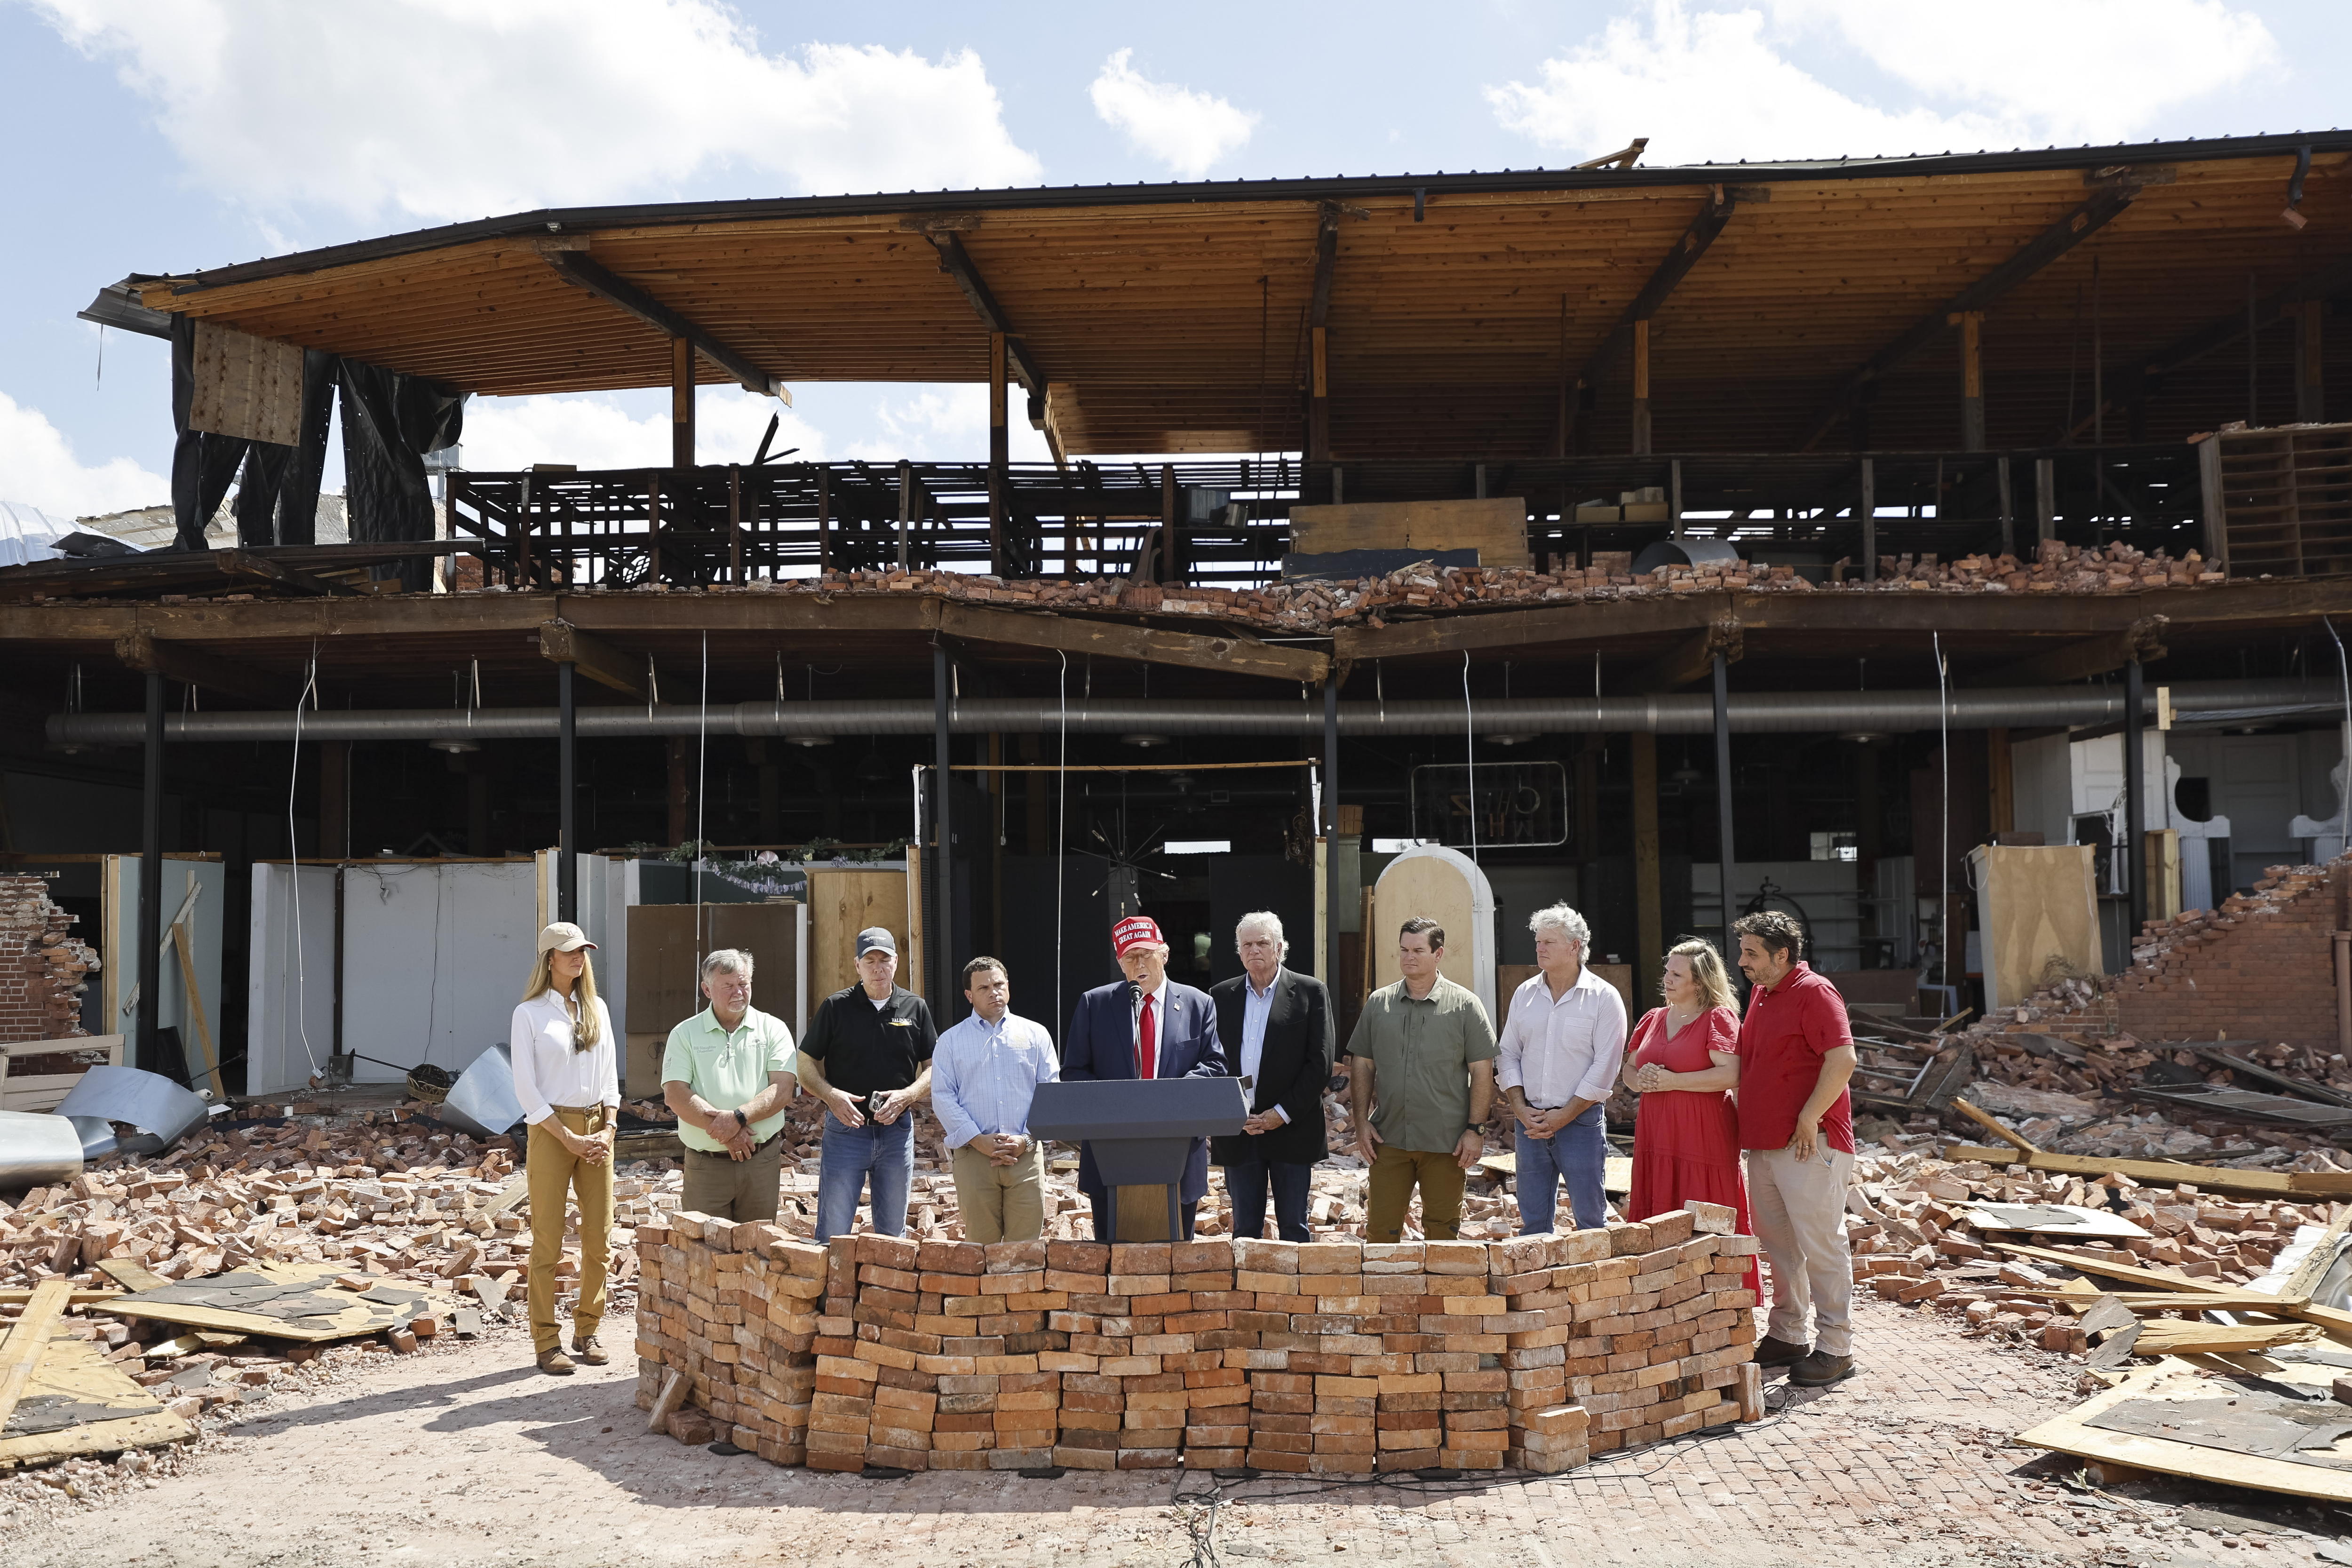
[283,644,323,1080]
[1935,631,1952,997]
[1056,648,1068,1035]
[695,631,708,984]
[1463,651,1478,862]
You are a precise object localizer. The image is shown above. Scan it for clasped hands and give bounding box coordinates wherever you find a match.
[967,1132,1030,1167]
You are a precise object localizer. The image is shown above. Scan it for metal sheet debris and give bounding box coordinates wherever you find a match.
[0,1107,84,1186]
[437,1043,523,1139]
[53,1065,210,1152]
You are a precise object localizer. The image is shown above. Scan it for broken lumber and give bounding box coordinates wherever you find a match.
[1938,1142,2352,1201]
[2129,1320,2322,1356]
[0,1276,73,1433]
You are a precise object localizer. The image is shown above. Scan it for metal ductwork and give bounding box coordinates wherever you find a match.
[44,679,2341,747]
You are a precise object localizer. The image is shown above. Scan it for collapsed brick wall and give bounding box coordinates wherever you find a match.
[632,1209,1764,1477]
[0,875,98,1044]
[1969,860,2345,1056]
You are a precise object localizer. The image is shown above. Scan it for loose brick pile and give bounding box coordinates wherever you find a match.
[0,875,98,1044]
[630,1202,1764,1479]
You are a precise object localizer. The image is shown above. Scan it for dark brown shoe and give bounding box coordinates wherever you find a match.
[536,1347,577,1376]
[1789,1351,1856,1387]
[1753,1334,1812,1367]
[571,1335,609,1366]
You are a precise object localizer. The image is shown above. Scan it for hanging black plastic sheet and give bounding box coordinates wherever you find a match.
[338,358,464,589]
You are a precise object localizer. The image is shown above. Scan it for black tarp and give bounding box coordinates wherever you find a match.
[175,330,345,550]
[338,358,463,589]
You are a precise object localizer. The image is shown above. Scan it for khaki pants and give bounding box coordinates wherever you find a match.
[680,1134,784,1223]
[526,1106,614,1356]
[950,1140,1046,1243]
[1746,1144,1856,1358]
[1365,1144,1466,1243]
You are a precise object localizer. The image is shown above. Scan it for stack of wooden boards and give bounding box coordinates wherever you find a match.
[631,1202,1765,1476]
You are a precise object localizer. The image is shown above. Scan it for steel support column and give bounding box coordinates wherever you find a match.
[934,639,954,1003]
[1324,680,1341,985]
[2125,657,2147,940]
[1713,653,1737,967]
[558,660,577,923]
[137,669,163,1074]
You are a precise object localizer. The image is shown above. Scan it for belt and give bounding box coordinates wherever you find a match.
[549,1103,608,1115]
[686,1129,782,1159]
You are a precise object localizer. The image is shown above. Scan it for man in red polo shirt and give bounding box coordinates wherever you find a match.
[1732,910,1859,1388]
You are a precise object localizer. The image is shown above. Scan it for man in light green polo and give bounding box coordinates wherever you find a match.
[661,948,796,1221]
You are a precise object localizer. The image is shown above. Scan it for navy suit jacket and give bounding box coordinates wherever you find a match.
[1062,978,1227,1203]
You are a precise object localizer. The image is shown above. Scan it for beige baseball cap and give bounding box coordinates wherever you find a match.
[537,921,597,954]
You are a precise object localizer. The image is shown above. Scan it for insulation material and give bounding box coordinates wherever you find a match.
[337,862,536,1084]
[245,864,337,1094]
[1968,844,2100,1013]
[1369,845,1496,1020]
[102,857,222,1088]
[187,322,303,446]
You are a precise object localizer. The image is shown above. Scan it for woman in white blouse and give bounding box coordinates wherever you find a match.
[510,921,620,1376]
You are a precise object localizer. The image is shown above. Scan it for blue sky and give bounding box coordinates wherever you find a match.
[3,0,2346,520]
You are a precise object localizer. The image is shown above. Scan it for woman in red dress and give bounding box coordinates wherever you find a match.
[1623,938,1757,1299]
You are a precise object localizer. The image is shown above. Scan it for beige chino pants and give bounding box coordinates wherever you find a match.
[1745,1143,1856,1358]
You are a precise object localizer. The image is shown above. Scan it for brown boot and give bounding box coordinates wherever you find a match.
[536,1347,577,1376]
[1753,1335,1811,1367]
[571,1334,609,1367]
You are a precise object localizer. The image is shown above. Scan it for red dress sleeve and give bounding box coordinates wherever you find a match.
[1707,1006,1740,1059]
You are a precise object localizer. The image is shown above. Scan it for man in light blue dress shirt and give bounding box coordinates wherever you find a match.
[932,955,1059,1243]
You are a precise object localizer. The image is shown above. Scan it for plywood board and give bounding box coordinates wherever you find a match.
[1369,845,1497,1021]
[1287,499,1532,569]
[2017,1364,2352,1504]
[809,870,911,1004]
[93,1260,467,1345]
[625,902,801,1037]
[0,1327,194,1471]
[1970,844,2099,1013]
[187,320,303,446]
[0,1035,124,1113]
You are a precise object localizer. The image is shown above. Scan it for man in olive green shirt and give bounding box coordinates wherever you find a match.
[661,949,797,1221]
[1345,917,1499,1242]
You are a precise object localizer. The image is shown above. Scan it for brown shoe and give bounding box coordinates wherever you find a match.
[571,1335,609,1366]
[536,1347,577,1376]
[1789,1351,1856,1387]
[1753,1335,1812,1367]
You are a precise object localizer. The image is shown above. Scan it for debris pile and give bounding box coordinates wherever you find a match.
[0,876,98,1044]
[633,1209,1763,1477]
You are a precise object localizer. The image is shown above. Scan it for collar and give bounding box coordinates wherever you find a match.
[1136,980,1168,1007]
[1244,970,1280,1001]
[1531,964,1605,999]
[1398,974,1446,1003]
[695,1004,760,1036]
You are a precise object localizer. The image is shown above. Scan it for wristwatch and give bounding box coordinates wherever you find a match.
[732,1108,751,1133]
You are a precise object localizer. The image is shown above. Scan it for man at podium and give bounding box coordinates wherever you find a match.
[1062,914,1228,1240]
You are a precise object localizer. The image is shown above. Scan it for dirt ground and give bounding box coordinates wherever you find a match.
[5,1294,2350,1568]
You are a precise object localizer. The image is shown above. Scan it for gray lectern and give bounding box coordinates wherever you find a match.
[1026,1077,1248,1244]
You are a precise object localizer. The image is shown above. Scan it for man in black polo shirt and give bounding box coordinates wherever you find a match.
[796,927,939,1241]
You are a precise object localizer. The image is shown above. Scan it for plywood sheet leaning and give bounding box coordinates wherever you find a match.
[1970,844,2100,1012]
[187,321,303,446]
[807,869,910,1002]
[2018,1363,2352,1503]
[90,1259,469,1345]
[626,902,799,1035]
[1287,499,1532,570]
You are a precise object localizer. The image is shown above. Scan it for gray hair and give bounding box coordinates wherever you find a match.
[1528,904,1590,947]
[700,948,755,983]
[1235,911,1289,958]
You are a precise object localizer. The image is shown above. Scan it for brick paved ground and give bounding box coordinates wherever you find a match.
[4,1294,2344,1568]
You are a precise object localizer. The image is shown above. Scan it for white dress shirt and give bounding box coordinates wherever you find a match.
[1132,979,1168,1075]
[931,1010,1058,1148]
[1495,963,1627,1109]
[1238,971,1290,1125]
[509,989,620,1126]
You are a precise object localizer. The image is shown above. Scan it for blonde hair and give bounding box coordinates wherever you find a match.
[522,948,603,1050]
[1662,938,1737,1016]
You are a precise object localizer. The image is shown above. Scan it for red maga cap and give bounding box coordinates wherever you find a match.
[1112,915,1166,956]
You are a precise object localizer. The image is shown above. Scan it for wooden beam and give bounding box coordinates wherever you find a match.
[936,603,1328,685]
[1798,186,2137,450]
[112,630,286,705]
[922,232,1047,397]
[669,335,695,470]
[1956,309,1986,452]
[1575,187,1742,395]
[1962,614,2167,688]
[1627,616,1741,694]
[0,1277,72,1436]
[541,249,787,400]
[537,619,648,700]
[1941,1141,2352,1199]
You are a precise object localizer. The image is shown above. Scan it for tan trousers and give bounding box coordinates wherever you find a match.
[526,1106,613,1355]
[679,1135,784,1222]
[950,1140,1047,1243]
[1746,1144,1856,1358]
[1365,1144,1466,1243]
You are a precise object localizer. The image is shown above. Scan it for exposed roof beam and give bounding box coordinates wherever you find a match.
[538,619,647,700]
[1626,617,1742,694]
[1962,615,2167,688]
[113,630,286,705]
[940,603,1326,684]
[1576,187,1744,390]
[540,248,789,400]
[922,232,1048,398]
[1797,186,2137,451]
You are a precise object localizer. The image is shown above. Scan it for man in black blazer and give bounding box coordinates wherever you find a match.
[1208,911,1334,1242]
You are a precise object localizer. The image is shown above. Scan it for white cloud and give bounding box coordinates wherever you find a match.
[841,386,1053,464]
[0,392,170,520]
[1487,0,2276,167]
[30,0,1042,224]
[457,389,826,472]
[1089,48,1257,179]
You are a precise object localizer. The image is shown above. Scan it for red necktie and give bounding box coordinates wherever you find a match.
[1138,994,1158,1081]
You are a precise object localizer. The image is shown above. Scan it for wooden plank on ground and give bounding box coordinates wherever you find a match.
[91,1260,469,1344]
[0,1330,196,1471]
[1939,1142,2352,1199]
[2016,1364,2352,1504]
[0,1278,73,1434]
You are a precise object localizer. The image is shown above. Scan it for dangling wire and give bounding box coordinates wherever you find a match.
[2325,619,2351,835]
[1463,651,1479,864]
[284,643,323,1078]
[695,630,709,977]
[1934,631,1951,992]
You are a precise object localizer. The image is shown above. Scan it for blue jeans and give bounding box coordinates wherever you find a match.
[1515,1104,1608,1234]
[1223,1158,1313,1242]
[817,1112,914,1242]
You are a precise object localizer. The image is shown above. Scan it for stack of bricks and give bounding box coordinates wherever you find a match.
[631,1212,818,1463]
[634,1201,1764,1477]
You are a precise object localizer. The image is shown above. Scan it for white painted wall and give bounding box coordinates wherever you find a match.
[339,862,538,1084]
[247,864,337,1094]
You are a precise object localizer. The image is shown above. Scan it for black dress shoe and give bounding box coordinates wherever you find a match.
[1753,1334,1812,1366]
[1789,1351,1855,1386]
